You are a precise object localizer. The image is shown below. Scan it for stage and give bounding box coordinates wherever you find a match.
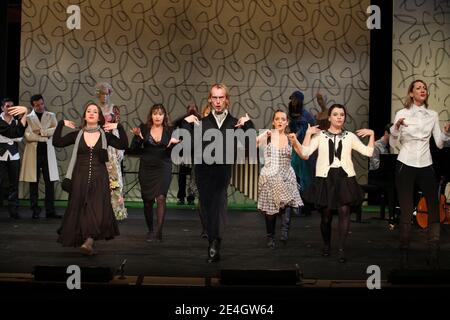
[1,207,449,289]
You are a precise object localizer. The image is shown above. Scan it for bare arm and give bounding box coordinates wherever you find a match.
[288,133,307,159]
[300,124,321,158]
[256,130,271,147]
[316,92,328,119]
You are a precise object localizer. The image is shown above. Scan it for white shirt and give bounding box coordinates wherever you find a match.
[301,130,374,177]
[0,113,22,161]
[212,109,228,129]
[390,104,450,168]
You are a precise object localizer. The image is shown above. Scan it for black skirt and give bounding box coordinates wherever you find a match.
[304,167,363,210]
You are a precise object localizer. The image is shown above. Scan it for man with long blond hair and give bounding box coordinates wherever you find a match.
[183,83,254,263]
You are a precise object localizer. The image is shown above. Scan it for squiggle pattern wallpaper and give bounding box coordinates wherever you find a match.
[19,0,371,201]
[392,0,450,122]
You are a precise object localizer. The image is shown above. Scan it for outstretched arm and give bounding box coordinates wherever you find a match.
[256,130,271,147]
[300,124,321,158]
[7,106,28,131]
[353,129,375,157]
[52,120,78,147]
[0,106,27,138]
[105,123,128,150]
[316,92,328,120]
[235,113,254,129]
[432,115,450,149]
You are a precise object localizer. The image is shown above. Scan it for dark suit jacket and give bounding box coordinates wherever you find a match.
[181,111,254,165]
[0,118,25,157]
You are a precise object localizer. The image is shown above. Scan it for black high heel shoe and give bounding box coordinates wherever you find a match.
[322,245,330,257]
[207,239,221,263]
[267,236,275,249]
[338,249,346,263]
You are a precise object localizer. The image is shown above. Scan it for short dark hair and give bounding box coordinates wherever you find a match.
[1,98,13,106]
[328,104,347,118]
[30,94,44,106]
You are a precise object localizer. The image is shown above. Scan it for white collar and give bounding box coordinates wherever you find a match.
[0,112,14,124]
[411,104,430,115]
[212,109,228,117]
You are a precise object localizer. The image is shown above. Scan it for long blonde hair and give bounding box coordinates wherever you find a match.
[403,79,428,109]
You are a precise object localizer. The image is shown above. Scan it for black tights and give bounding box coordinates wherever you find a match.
[320,205,351,250]
[143,195,166,238]
[265,213,277,237]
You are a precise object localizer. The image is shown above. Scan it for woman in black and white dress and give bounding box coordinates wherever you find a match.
[301,104,374,263]
[257,110,303,248]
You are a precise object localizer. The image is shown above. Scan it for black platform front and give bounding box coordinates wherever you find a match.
[1,207,450,304]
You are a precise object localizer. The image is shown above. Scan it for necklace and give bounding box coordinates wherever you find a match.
[84,125,100,133]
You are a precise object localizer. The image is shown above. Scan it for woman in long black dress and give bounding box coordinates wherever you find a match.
[53,103,128,255]
[130,104,179,242]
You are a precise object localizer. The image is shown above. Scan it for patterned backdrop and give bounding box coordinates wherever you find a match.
[19,0,371,201]
[392,1,450,125]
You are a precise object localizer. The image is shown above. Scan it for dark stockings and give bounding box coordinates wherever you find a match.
[144,200,154,233]
[265,214,276,237]
[337,205,351,251]
[320,209,333,251]
[264,213,276,248]
[143,195,167,240]
[320,205,351,254]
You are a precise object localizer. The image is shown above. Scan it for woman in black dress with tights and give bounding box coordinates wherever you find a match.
[130,104,179,241]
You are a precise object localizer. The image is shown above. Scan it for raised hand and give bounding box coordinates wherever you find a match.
[356,128,374,138]
[287,133,299,145]
[306,124,321,135]
[444,122,450,134]
[8,106,28,116]
[235,113,250,128]
[104,113,113,123]
[103,122,118,132]
[167,137,180,148]
[130,127,143,140]
[395,118,407,130]
[64,119,77,129]
[184,114,199,125]
[316,92,327,109]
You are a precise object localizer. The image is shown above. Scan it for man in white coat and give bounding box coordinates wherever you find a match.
[19,94,60,219]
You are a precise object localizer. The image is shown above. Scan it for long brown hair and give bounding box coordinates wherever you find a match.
[80,102,105,128]
[146,103,169,128]
[403,79,428,109]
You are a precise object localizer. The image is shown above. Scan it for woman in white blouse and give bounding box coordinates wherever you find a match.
[300,104,374,263]
[390,79,450,269]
